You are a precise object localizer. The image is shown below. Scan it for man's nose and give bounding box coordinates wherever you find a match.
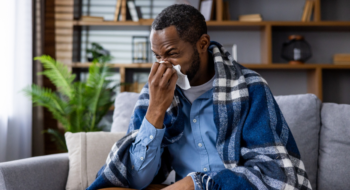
[158,60,173,68]
[158,57,169,62]
[158,58,172,64]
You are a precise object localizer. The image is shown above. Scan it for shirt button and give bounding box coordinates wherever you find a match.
[203,168,208,172]
[149,135,154,140]
[198,143,202,147]
[193,119,197,123]
[140,157,144,160]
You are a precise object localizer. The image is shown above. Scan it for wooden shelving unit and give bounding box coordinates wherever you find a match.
[73,20,350,27]
[54,0,350,103]
[71,63,350,69]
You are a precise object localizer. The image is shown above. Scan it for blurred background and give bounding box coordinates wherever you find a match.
[0,0,349,162]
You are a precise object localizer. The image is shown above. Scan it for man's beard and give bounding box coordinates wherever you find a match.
[186,47,201,82]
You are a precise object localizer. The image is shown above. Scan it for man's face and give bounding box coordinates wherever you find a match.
[150,26,200,81]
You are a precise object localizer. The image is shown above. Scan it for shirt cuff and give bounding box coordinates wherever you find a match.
[134,117,166,148]
[188,173,201,190]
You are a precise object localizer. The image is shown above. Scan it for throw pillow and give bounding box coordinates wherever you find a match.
[65,131,126,190]
[318,103,350,190]
[111,92,140,133]
[275,94,321,190]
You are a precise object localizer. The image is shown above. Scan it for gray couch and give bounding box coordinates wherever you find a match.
[1,93,350,190]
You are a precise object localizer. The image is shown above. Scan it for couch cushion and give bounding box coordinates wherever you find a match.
[318,103,350,190]
[275,94,321,190]
[65,132,126,190]
[111,92,140,133]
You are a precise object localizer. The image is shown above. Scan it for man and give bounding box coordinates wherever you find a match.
[88,4,311,190]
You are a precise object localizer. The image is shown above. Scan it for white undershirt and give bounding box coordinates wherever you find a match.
[182,75,215,103]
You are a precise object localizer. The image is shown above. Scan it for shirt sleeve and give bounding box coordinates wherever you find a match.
[188,172,202,190]
[127,117,166,189]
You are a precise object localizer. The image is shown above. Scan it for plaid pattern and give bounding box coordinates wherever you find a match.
[87,41,311,190]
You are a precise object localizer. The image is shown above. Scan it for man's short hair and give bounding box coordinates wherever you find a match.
[152,4,207,46]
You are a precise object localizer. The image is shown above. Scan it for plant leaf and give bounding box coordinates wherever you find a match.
[35,55,76,99]
[85,62,108,130]
[68,82,89,132]
[23,85,72,131]
[45,129,67,151]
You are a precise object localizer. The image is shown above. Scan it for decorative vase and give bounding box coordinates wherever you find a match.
[281,35,312,65]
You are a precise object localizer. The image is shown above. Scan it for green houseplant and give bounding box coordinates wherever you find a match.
[86,42,111,62]
[24,55,116,151]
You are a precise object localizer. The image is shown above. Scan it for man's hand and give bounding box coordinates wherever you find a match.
[161,176,195,190]
[146,61,178,129]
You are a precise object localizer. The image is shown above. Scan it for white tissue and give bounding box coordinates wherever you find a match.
[173,65,191,90]
[159,61,191,90]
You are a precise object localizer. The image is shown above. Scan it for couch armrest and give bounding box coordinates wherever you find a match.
[0,153,69,190]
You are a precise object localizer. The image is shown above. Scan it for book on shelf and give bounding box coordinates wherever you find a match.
[126,0,133,21]
[333,54,350,65]
[135,6,143,19]
[114,0,122,21]
[334,61,350,65]
[121,0,127,21]
[81,16,104,22]
[216,0,223,21]
[223,1,230,20]
[200,0,214,21]
[127,0,139,22]
[239,14,262,22]
[301,1,310,21]
[306,1,314,21]
[114,0,141,22]
[334,54,350,61]
[301,0,314,22]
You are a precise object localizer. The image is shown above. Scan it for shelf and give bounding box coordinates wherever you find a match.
[71,63,153,68]
[244,64,350,69]
[269,21,350,27]
[73,19,154,26]
[73,20,350,27]
[70,63,350,70]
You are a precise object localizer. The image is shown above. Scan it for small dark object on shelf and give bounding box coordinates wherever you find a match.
[86,42,111,62]
[281,35,312,65]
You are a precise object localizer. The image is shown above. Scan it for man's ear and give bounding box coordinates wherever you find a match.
[196,34,210,54]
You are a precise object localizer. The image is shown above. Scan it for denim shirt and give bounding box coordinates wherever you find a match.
[127,88,225,190]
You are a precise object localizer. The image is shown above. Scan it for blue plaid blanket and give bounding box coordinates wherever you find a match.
[87,41,311,190]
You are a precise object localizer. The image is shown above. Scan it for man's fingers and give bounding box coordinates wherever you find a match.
[149,62,160,77]
[154,62,172,79]
[159,67,174,87]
